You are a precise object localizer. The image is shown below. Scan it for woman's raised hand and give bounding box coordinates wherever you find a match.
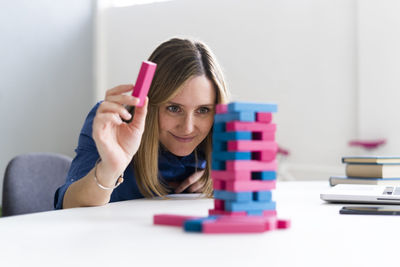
[92,84,148,185]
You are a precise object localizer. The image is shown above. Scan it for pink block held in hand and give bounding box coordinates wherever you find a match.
[132,61,157,106]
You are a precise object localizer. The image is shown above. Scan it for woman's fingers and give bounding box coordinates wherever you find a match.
[105,84,134,97]
[128,97,148,134]
[105,94,139,106]
[174,170,205,194]
[97,101,132,121]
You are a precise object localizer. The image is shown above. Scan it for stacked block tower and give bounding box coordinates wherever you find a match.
[153,102,290,234]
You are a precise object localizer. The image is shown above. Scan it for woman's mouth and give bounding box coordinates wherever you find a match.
[170,133,195,143]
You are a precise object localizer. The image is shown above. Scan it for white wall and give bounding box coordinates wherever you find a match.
[357,0,400,155]
[97,0,358,179]
[0,0,95,200]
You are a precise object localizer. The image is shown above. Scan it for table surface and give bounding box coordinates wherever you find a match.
[0,181,399,267]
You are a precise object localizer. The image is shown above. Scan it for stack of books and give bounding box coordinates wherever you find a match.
[330,156,400,186]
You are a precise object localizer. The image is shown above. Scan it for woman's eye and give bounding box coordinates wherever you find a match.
[198,107,210,114]
[167,105,181,113]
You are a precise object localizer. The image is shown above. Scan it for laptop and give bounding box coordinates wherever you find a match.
[320,184,400,204]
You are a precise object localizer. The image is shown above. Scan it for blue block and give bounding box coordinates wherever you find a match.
[184,216,218,232]
[212,141,227,152]
[214,111,255,123]
[228,102,278,113]
[224,200,276,212]
[252,171,277,181]
[213,151,251,161]
[253,191,272,202]
[213,131,252,141]
[212,160,225,170]
[246,210,264,216]
[213,190,252,202]
[213,122,226,132]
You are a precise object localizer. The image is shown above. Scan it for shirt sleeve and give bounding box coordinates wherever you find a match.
[54,102,101,209]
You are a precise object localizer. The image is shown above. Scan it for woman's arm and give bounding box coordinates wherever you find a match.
[62,85,148,208]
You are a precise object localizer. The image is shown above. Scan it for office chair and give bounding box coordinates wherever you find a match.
[2,152,72,217]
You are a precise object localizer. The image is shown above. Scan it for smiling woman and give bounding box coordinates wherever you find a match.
[54,38,230,209]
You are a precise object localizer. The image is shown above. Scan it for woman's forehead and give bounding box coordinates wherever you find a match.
[168,75,216,106]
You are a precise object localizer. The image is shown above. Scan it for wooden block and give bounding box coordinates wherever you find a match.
[208,209,248,216]
[228,102,278,113]
[228,140,278,152]
[202,216,277,234]
[216,104,228,114]
[224,200,276,212]
[226,121,276,132]
[226,180,276,191]
[213,151,252,161]
[252,150,277,162]
[153,214,200,227]
[252,171,277,180]
[212,141,227,152]
[212,179,226,190]
[252,131,275,141]
[214,111,255,123]
[253,191,273,202]
[256,112,273,123]
[213,131,252,141]
[132,61,157,107]
[211,160,226,170]
[277,219,291,229]
[225,160,277,171]
[214,190,253,202]
[213,122,226,132]
[214,199,225,210]
[184,216,218,232]
[211,170,252,181]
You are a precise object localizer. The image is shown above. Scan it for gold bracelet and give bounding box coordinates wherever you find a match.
[93,159,124,190]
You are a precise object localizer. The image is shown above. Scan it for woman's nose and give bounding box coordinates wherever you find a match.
[180,114,195,134]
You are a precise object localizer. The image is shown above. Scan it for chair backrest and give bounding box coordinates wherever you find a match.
[2,153,72,217]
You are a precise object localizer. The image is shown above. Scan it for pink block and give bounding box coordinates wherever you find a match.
[253,131,275,141]
[226,160,277,171]
[133,61,157,107]
[228,140,278,152]
[226,121,276,132]
[253,150,278,162]
[202,216,277,234]
[153,214,200,227]
[208,209,277,217]
[212,179,226,190]
[226,180,276,192]
[208,209,248,216]
[277,219,291,229]
[256,112,272,123]
[216,104,228,114]
[262,210,278,217]
[211,170,252,181]
[214,199,225,210]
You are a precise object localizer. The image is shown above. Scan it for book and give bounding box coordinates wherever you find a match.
[346,164,400,178]
[329,176,400,186]
[342,156,400,164]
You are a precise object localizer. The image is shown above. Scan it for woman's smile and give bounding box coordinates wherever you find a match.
[169,132,196,143]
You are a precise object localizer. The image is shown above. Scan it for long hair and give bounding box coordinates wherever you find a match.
[133,37,230,198]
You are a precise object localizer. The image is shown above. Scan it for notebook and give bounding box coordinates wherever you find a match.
[320,184,400,204]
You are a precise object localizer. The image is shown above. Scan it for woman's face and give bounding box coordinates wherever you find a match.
[158,75,216,157]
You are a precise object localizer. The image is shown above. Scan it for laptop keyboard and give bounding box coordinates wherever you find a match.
[383,187,400,195]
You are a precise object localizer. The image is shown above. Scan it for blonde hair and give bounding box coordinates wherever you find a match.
[133,37,230,198]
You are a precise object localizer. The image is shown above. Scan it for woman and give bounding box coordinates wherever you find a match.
[54,37,230,209]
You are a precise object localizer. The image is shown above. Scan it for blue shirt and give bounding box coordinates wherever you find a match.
[54,102,206,209]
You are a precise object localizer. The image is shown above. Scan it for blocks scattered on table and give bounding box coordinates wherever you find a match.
[153,101,290,234]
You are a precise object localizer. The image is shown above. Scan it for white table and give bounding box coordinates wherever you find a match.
[0,181,399,267]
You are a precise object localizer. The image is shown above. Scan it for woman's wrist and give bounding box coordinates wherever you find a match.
[95,160,124,189]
